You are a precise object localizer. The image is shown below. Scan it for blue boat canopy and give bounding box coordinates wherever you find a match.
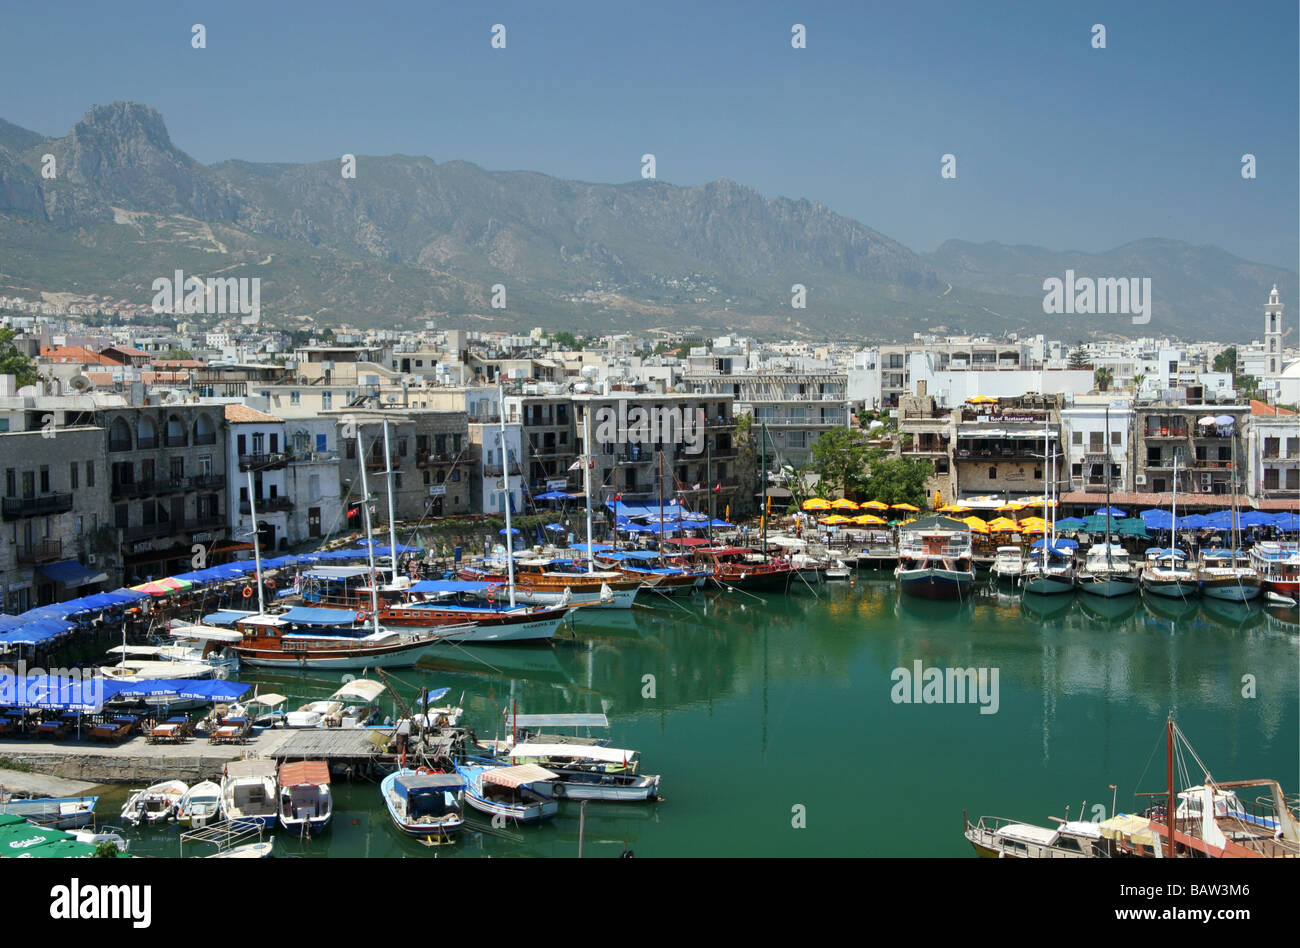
[409,580,499,594]
[278,606,358,626]
[36,560,108,587]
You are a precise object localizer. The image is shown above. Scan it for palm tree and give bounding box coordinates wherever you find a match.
[1131,372,1146,393]
[1094,367,1114,392]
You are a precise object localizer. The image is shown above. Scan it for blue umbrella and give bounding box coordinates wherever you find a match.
[544,523,567,532]
[1093,506,1126,517]
[499,528,520,535]
[1271,512,1300,531]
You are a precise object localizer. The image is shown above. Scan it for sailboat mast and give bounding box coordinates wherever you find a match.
[658,451,665,549]
[761,421,768,557]
[356,427,381,633]
[383,419,400,584]
[246,468,265,614]
[497,384,517,608]
[1166,716,1176,859]
[583,406,595,575]
[1171,454,1179,555]
[1105,406,1112,566]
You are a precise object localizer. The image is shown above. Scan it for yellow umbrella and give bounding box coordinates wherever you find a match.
[802,498,831,510]
[1019,522,1046,534]
[933,490,943,508]
[987,517,1021,532]
[852,514,887,525]
[965,395,998,404]
[963,516,990,534]
[859,500,889,510]
[831,498,860,510]
[890,503,920,511]
[819,514,853,524]
[996,502,1026,512]
[939,504,971,513]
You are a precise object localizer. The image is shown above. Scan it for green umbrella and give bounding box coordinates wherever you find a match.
[15,838,98,858]
[0,822,70,855]
[1117,518,1149,536]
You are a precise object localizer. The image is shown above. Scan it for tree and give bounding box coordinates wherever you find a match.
[1212,347,1237,374]
[810,427,872,497]
[551,331,581,350]
[1131,372,1146,393]
[0,329,38,388]
[159,348,193,360]
[860,449,933,506]
[1067,342,1090,369]
[1094,367,1114,392]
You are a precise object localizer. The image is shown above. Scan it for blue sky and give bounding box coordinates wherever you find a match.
[1,0,1296,270]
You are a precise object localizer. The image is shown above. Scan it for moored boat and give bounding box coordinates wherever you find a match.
[1140,549,1200,600]
[1198,549,1262,602]
[0,792,98,829]
[220,758,278,830]
[381,768,466,840]
[121,779,188,826]
[278,761,332,836]
[455,760,559,824]
[894,516,976,600]
[177,780,222,828]
[1076,543,1140,598]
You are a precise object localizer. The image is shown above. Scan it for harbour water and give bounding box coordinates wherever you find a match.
[102,579,1299,858]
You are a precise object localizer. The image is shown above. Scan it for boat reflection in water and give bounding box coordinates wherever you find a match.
[1078,593,1141,624]
[1019,591,1075,622]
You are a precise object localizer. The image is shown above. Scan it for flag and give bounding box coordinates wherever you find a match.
[692,483,700,491]
[612,492,622,502]
[568,460,582,471]
[713,482,721,493]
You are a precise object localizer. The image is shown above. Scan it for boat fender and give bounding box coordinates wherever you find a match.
[265,577,276,589]
[356,611,367,622]
[242,586,254,599]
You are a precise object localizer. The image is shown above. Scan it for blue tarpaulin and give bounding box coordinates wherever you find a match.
[278,606,358,626]
[409,580,499,594]
[35,560,107,587]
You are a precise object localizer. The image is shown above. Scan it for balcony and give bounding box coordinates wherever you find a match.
[108,437,132,453]
[111,476,193,500]
[239,452,289,472]
[190,473,226,490]
[165,434,189,448]
[136,436,157,450]
[704,416,733,429]
[415,450,459,467]
[364,454,401,472]
[483,462,525,477]
[2,493,74,520]
[16,539,63,563]
[123,521,176,541]
[193,432,217,446]
[240,496,293,514]
[288,450,338,464]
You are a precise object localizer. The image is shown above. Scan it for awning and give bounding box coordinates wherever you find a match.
[278,606,358,626]
[507,713,609,729]
[331,679,386,703]
[509,743,636,764]
[36,560,108,587]
[279,760,331,787]
[482,764,557,788]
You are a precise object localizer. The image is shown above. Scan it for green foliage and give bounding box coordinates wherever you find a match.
[1067,343,1090,369]
[1212,347,1237,373]
[1094,367,1114,392]
[550,331,582,349]
[859,449,934,506]
[94,840,121,858]
[810,427,872,496]
[0,329,38,387]
[158,348,193,360]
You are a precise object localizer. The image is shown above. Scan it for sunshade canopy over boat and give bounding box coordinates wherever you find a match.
[169,625,243,643]
[507,713,609,729]
[279,760,331,786]
[483,764,558,788]
[396,772,465,792]
[509,743,636,763]
[225,758,277,779]
[331,679,386,703]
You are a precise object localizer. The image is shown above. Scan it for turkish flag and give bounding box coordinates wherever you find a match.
[713,482,721,493]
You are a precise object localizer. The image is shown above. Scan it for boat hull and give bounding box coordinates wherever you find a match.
[234,636,446,669]
[0,796,97,829]
[511,586,639,610]
[1076,576,1139,598]
[1022,574,1075,596]
[896,568,976,600]
[1141,577,1201,599]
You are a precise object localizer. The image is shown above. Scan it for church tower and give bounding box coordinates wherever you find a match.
[1265,284,1284,376]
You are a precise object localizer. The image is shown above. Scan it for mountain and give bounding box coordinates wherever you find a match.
[0,102,1293,341]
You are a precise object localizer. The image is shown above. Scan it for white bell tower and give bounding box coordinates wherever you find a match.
[1265,284,1283,376]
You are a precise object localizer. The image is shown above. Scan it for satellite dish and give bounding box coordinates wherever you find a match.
[68,374,93,393]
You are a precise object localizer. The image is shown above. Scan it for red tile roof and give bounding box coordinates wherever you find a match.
[224,404,283,424]
[1251,399,1296,415]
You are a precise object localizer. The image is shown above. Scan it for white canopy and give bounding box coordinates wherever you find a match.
[509,743,637,764]
[330,679,386,703]
[169,625,244,643]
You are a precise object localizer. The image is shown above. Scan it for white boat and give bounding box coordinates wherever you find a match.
[382,768,466,839]
[207,840,275,858]
[507,743,661,802]
[1198,550,1262,602]
[177,780,222,828]
[824,560,852,580]
[121,779,188,826]
[894,516,976,600]
[1076,543,1140,598]
[455,761,559,823]
[69,826,130,853]
[0,792,98,829]
[278,761,332,836]
[413,687,463,728]
[1141,549,1200,599]
[990,546,1025,586]
[286,678,385,729]
[220,758,278,830]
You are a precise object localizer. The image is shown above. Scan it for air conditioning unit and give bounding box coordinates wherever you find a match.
[1201,474,1212,490]
[1135,474,1147,486]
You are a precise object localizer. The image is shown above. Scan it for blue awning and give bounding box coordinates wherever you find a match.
[278,606,358,626]
[203,609,256,626]
[409,580,500,594]
[36,560,108,587]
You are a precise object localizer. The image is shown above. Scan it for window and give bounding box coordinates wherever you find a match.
[290,391,300,406]
[198,456,212,475]
[1072,431,1083,445]
[322,392,332,410]
[237,434,247,456]
[76,516,83,534]
[1089,432,1103,451]
[1111,431,1121,445]
[86,462,94,487]
[270,433,278,453]
[346,440,356,459]
[988,466,997,479]
[39,466,49,493]
[70,463,78,490]
[5,469,14,497]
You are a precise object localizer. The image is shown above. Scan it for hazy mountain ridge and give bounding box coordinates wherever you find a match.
[0,103,1293,341]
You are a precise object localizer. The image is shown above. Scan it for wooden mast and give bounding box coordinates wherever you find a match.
[1166,716,1176,859]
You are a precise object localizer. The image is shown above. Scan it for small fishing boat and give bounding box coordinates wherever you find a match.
[69,826,130,853]
[207,841,275,858]
[0,792,98,829]
[121,780,188,826]
[284,679,383,729]
[1022,540,1076,595]
[278,761,332,836]
[455,761,559,824]
[220,758,278,830]
[507,743,661,802]
[1250,542,1300,599]
[1076,543,1139,598]
[177,780,222,828]
[1140,549,1200,600]
[963,814,1105,858]
[824,560,852,581]
[381,768,466,840]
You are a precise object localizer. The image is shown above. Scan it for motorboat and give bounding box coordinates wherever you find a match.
[178,780,222,828]
[455,760,559,824]
[278,761,332,836]
[382,768,466,840]
[121,779,188,826]
[220,758,278,830]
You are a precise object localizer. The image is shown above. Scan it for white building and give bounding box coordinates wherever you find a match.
[225,404,291,554]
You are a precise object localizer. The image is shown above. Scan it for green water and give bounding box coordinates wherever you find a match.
[103,579,1300,858]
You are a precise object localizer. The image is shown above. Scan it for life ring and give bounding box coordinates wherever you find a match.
[552,782,566,799]
[356,611,367,623]
[242,586,253,599]
[265,577,276,590]
[486,589,495,603]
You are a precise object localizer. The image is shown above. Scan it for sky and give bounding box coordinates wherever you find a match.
[0,0,1296,271]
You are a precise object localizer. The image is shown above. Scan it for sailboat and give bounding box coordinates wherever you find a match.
[229,425,473,668]
[1077,407,1139,597]
[1198,421,1261,602]
[1140,456,1200,599]
[1022,422,1074,595]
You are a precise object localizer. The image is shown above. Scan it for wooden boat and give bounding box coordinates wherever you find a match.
[177,780,222,828]
[220,758,278,830]
[894,516,976,600]
[121,779,188,826]
[1076,543,1139,598]
[381,768,466,840]
[0,792,98,829]
[506,743,661,802]
[694,546,799,592]
[1140,549,1200,599]
[1248,542,1300,599]
[230,613,465,669]
[963,814,1106,858]
[278,761,332,836]
[1198,550,1262,602]
[455,761,559,824]
[459,559,642,609]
